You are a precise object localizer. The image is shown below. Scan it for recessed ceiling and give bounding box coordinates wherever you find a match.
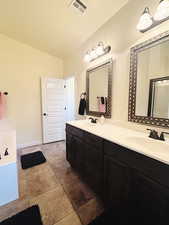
[0,0,129,58]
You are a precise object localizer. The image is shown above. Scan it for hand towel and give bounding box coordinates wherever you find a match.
[98,97,106,113]
[78,98,86,115]
[0,92,6,120]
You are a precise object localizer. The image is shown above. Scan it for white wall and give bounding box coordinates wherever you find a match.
[0,34,63,148]
[64,0,169,124]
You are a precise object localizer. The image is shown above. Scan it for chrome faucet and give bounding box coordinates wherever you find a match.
[147,129,169,141]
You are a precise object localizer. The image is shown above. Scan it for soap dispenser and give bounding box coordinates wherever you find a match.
[100,115,105,125]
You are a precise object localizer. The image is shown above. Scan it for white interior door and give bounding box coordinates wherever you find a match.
[65,77,75,122]
[41,77,66,144]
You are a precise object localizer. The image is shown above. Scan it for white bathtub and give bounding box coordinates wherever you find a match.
[0,130,17,167]
[0,120,18,206]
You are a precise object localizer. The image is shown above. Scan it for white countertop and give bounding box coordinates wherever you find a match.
[67,120,169,166]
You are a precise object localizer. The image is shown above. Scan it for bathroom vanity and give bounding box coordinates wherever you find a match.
[66,120,169,224]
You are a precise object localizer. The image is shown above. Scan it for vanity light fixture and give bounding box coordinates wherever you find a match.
[90,48,98,60]
[84,51,91,62]
[137,0,169,32]
[95,42,105,56]
[84,42,111,62]
[137,7,153,31]
[154,0,169,21]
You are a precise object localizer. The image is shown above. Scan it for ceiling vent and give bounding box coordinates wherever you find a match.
[70,0,87,14]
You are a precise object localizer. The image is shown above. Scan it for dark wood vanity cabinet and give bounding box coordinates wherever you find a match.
[104,155,130,212]
[66,124,169,224]
[66,124,104,196]
[129,171,169,225]
[104,140,169,224]
[84,143,103,196]
[66,135,84,172]
[66,134,75,167]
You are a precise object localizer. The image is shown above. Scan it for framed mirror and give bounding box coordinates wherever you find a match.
[148,76,169,118]
[129,30,169,128]
[86,59,112,118]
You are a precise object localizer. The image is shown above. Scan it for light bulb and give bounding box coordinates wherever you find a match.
[95,43,104,56]
[154,0,169,21]
[84,52,91,62]
[137,7,153,31]
[90,49,97,59]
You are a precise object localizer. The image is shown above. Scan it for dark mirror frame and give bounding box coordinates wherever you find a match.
[147,76,169,118]
[86,59,113,118]
[128,30,169,128]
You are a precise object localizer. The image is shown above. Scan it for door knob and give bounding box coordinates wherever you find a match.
[43,113,47,116]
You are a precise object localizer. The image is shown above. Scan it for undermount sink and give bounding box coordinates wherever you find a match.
[125,136,169,155]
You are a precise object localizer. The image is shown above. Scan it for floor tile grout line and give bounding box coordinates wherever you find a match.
[57,178,84,225]
[22,141,87,224]
[2,141,98,225]
[63,187,85,225]
[39,157,83,225]
[27,185,75,225]
[45,151,85,225]
[52,210,79,225]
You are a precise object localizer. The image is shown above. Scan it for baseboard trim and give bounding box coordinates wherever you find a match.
[17,141,42,149]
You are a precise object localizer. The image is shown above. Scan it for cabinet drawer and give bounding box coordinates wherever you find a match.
[66,124,84,139]
[84,132,103,150]
[104,140,169,188]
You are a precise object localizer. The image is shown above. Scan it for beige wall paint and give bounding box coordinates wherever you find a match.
[63,0,169,124]
[0,34,63,147]
[0,0,129,58]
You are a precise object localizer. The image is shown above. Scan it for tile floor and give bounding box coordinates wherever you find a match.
[0,141,104,225]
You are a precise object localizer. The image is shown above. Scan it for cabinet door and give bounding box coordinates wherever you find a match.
[104,155,130,213]
[66,134,85,172]
[74,137,85,176]
[130,171,169,225]
[85,144,103,197]
[66,133,76,167]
